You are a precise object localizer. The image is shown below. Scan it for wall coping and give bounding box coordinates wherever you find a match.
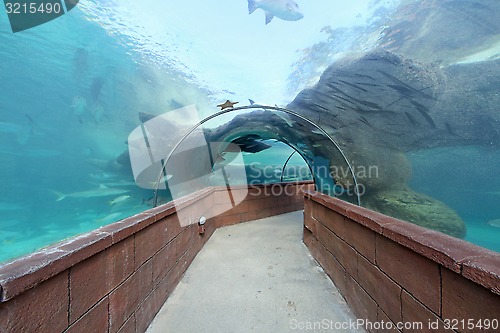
[0,181,312,302]
[305,190,500,295]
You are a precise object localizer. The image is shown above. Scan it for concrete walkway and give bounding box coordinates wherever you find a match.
[147,211,364,333]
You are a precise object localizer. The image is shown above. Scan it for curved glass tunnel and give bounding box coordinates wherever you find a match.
[1,0,499,263]
[128,106,360,226]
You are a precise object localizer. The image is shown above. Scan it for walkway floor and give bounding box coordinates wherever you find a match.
[146,211,364,333]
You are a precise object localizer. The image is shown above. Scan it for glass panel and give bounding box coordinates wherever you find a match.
[281,151,313,183]
[1,0,499,262]
[161,107,361,205]
[137,106,359,209]
[408,147,500,252]
[240,142,313,185]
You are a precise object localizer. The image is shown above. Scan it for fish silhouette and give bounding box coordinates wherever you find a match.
[248,0,303,25]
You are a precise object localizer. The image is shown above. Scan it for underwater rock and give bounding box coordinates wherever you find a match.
[365,188,466,238]
[289,50,499,151]
[432,60,500,149]
[287,50,444,194]
[287,50,479,237]
[378,0,500,65]
[289,51,448,151]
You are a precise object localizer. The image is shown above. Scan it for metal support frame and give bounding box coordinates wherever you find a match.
[152,105,361,206]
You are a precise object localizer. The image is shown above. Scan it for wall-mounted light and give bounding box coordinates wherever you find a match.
[198,216,206,235]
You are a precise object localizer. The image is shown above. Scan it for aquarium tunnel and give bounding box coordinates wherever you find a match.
[0,0,499,277]
[127,105,361,210]
[1,1,500,332]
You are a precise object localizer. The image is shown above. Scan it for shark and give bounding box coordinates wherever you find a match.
[50,185,130,201]
[487,219,500,228]
[0,118,33,144]
[248,0,303,25]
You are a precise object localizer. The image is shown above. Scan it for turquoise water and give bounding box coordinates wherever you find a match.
[408,147,500,252]
[0,8,163,261]
[1,1,499,262]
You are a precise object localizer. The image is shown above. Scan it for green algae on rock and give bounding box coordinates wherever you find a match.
[365,188,466,238]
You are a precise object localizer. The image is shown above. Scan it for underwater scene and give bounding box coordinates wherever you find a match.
[0,0,499,263]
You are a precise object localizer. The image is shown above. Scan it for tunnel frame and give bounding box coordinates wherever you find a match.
[152,105,361,206]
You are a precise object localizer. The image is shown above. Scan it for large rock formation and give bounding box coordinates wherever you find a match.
[281,0,500,239]
[287,49,500,239]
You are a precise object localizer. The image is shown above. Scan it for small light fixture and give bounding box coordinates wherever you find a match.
[198,216,206,235]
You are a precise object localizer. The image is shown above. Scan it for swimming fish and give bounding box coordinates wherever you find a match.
[359,116,372,127]
[92,103,105,122]
[169,99,184,110]
[248,0,303,25]
[338,80,368,93]
[73,47,88,80]
[142,196,168,207]
[444,122,456,135]
[410,100,436,127]
[230,136,271,153]
[90,77,104,102]
[138,111,156,123]
[109,195,130,206]
[71,96,87,116]
[274,110,294,127]
[310,156,345,195]
[0,149,61,157]
[88,172,120,181]
[404,111,418,126]
[0,120,33,144]
[487,219,500,228]
[50,185,130,201]
[157,174,173,184]
[145,174,173,188]
[99,181,137,187]
[96,212,123,224]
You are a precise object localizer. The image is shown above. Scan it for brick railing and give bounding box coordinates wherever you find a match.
[0,182,313,333]
[303,191,500,333]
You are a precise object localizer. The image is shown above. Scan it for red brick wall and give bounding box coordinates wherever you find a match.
[303,191,500,333]
[0,182,312,333]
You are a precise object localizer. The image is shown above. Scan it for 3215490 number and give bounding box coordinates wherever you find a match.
[443,318,499,330]
[5,2,62,15]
